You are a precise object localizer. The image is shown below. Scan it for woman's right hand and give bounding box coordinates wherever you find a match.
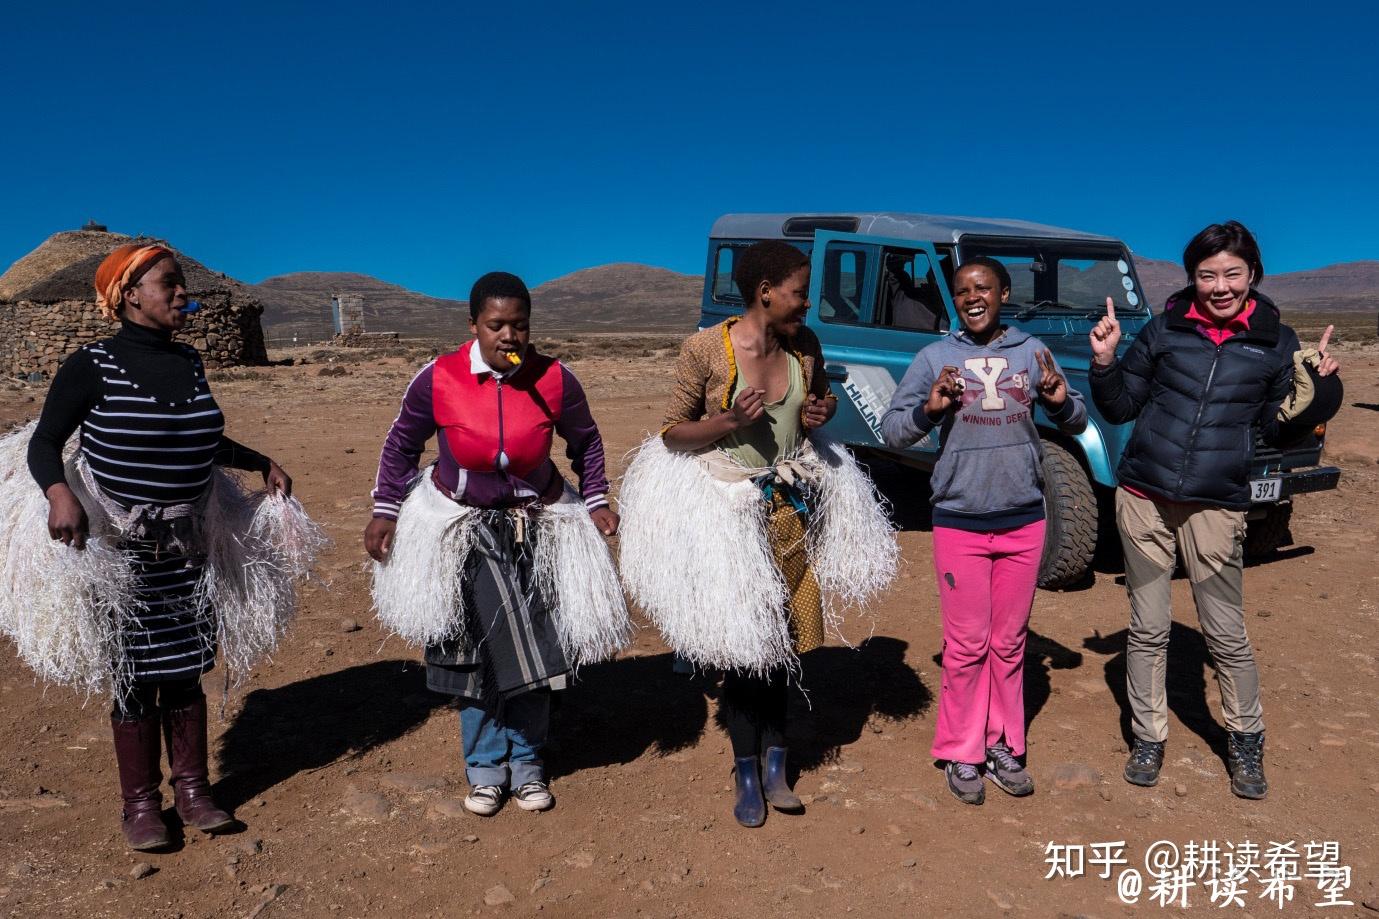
[728,385,765,429]
[923,365,964,416]
[364,517,397,562]
[1090,296,1121,366]
[46,483,88,549]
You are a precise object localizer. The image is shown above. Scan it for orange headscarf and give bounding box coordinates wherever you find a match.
[93,244,175,320]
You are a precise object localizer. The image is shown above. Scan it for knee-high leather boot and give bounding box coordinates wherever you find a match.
[162,695,234,832]
[110,713,171,850]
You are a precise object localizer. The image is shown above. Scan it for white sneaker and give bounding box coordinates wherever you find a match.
[463,785,504,817]
[512,781,554,812]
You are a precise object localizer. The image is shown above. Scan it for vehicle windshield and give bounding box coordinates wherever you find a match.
[957,242,1149,318]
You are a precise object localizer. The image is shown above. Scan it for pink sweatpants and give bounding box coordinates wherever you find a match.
[929,521,1046,764]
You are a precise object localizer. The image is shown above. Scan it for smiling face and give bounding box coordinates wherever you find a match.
[469,297,531,372]
[951,263,1008,340]
[123,256,189,333]
[758,265,811,337]
[1192,251,1254,322]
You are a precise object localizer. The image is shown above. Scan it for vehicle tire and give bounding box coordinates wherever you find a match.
[1244,502,1293,559]
[1038,440,1098,590]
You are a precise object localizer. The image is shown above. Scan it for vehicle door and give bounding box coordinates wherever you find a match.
[806,231,956,466]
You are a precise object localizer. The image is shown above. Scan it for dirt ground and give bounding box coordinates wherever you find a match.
[1,338,1376,919]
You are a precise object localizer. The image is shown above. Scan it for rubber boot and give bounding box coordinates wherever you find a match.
[110,714,171,850]
[162,696,234,832]
[732,756,766,828]
[761,746,803,811]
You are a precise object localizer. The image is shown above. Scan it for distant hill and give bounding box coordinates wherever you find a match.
[253,272,467,342]
[531,263,700,331]
[1134,256,1377,313]
[253,263,701,341]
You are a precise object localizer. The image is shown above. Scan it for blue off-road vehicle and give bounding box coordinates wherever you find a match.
[701,213,1341,588]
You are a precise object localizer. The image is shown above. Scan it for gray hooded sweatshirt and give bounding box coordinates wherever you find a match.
[880,326,1087,530]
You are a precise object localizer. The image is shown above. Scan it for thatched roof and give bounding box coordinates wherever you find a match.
[0,229,260,307]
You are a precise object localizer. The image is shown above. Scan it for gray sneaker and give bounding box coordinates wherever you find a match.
[984,743,1034,797]
[945,761,985,805]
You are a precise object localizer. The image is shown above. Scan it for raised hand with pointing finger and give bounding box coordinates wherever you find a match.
[1090,296,1120,366]
[1314,324,1340,377]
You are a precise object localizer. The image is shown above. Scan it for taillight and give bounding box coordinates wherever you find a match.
[1314,423,1327,441]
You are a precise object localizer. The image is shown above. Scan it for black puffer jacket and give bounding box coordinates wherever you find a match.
[1091,290,1298,510]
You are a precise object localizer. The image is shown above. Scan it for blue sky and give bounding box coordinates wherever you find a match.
[3,1,1375,299]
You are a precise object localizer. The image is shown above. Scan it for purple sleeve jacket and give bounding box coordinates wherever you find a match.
[370,361,611,519]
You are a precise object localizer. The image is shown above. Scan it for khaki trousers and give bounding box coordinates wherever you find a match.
[1116,488,1263,742]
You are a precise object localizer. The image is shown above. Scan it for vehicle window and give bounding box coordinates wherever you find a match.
[819,246,868,324]
[877,248,949,333]
[712,245,742,302]
[933,246,956,292]
[1058,258,1136,310]
[982,254,1038,307]
[960,242,1149,315]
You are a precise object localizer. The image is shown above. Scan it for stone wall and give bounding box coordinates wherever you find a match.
[1,291,268,379]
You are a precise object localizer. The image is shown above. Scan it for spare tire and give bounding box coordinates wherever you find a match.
[1244,502,1293,559]
[1038,440,1098,589]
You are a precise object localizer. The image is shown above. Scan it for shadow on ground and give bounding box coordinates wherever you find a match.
[765,636,932,773]
[547,652,709,779]
[215,659,443,810]
[1083,623,1231,765]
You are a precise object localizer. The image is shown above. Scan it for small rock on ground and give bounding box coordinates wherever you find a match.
[379,773,447,794]
[484,884,515,906]
[130,863,155,880]
[1050,763,1101,790]
[429,799,469,819]
[340,785,391,820]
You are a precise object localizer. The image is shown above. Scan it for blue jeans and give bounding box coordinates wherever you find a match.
[459,691,550,788]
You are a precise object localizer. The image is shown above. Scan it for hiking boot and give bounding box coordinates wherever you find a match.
[945,761,984,805]
[1123,738,1165,787]
[732,756,766,827]
[1227,731,1268,800]
[984,743,1034,797]
[463,785,505,817]
[512,781,555,812]
[760,747,803,811]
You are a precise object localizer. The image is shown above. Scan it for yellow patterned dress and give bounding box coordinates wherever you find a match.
[717,353,825,654]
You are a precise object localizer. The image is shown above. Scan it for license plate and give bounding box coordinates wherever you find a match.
[1249,478,1282,502]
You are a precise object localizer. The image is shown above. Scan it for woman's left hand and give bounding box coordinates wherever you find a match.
[589,506,620,536]
[264,460,293,497]
[1035,350,1067,407]
[802,393,833,430]
[1315,325,1341,376]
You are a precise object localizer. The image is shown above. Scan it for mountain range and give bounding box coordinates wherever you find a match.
[2,229,1370,344]
[252,257,1374,342]
[253,264,702,341]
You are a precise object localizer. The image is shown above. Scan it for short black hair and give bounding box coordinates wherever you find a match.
[468,271,531,320]
[956,256,1011,291]
[1182,221,1264,285]
[733,240,809,308]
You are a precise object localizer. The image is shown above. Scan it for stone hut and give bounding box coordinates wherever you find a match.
[0,228,268,379]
